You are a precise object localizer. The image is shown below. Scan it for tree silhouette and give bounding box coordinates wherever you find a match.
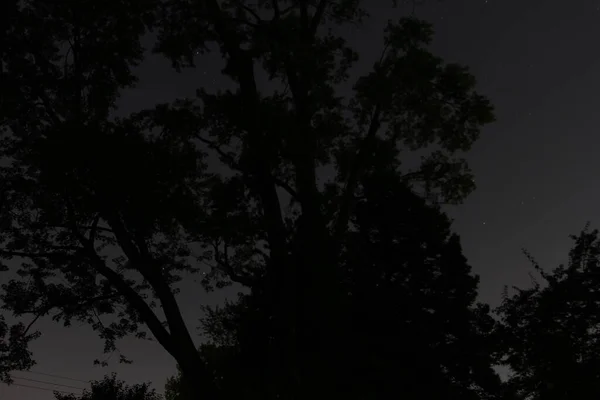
[0,315,39,383]
[55,374,161,400]
[0,0,494,398]
[496,225,600,399]
[165,170,504,400]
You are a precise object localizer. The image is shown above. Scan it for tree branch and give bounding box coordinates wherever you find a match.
[197,134,300,199]
[274,36,321,217]
[212,241,255,287]
[309,0,329,36]
[59,206,178,357]
[279,3,298,17]
[273,177,299,199]
[101,212,144,265]
[400,170,424,182]
[88,214,102,243]
[61,216,167,342]
[201,2,283,216]
[233,0,262,23]
[333,106,381,243]
[300,0,309,30]
[85,252,177,356]
[195,135,239,169]
[98,211,205,373]
[201,2,293,368]
[22,314,43,337]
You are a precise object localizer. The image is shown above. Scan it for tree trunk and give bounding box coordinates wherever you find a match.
[178,352,219,400]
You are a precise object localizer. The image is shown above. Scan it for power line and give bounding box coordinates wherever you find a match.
[14,370,91,384]
[8,369,166,397]
[4,382,82,395]
[10,375,87,390]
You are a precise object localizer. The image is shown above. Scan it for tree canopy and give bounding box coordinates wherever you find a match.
[165,169,504,399]
[1,0,495,399]
[0,315,38,383]
[496,225,600,400]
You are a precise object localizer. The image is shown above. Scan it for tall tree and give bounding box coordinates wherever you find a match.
[496,225,600,399]
[55,374,162,400]
[0,0,494,398]
[152,1,494,397]
[0,0,219,396]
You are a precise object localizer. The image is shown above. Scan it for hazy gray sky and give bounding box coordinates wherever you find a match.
[5,0,600,398]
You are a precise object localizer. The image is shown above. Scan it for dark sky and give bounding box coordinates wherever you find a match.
[5,0,600,398]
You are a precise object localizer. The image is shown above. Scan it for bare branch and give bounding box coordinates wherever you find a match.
[23,314,43,337]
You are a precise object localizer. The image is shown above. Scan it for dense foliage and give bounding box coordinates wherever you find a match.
[166,172,505,399]
[496,225,600,399]
[1,0,497,399]
[0,315,38,383]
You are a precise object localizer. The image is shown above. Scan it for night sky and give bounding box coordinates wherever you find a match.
[4,0,600,398]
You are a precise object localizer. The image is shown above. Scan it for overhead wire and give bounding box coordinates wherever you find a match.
[3,382,82,395]
[12,369,91,383]
[5,369,165,397]
[2,370,90,397]
[10,375,87,390]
